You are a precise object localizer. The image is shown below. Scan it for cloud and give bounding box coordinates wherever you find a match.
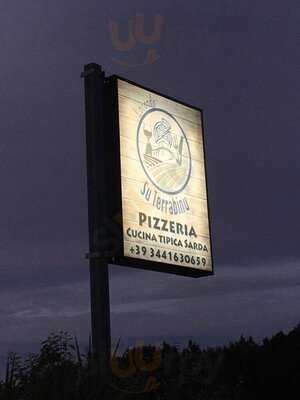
[109,261,300,303]
[0,259,299,379]
[0,260,299,351]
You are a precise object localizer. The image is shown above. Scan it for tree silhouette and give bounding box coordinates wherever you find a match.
[0,324,299,399]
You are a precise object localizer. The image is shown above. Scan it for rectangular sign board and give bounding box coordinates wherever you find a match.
[110,77,213,277]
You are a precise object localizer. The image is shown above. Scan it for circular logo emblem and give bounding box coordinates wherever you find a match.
[137,108,191,195]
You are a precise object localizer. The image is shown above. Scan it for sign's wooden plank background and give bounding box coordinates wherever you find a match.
[118,79,212,271]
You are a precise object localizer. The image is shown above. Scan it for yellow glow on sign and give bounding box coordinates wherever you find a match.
[118,79,212,272]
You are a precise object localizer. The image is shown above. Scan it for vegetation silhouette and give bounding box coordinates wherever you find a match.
[0,324,299,399]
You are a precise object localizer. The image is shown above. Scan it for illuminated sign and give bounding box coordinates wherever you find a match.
[114,78,213,277]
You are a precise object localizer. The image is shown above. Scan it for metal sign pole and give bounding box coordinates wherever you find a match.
[82,63,111,385]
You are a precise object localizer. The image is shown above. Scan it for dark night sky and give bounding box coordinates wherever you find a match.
[0,0,299,374]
